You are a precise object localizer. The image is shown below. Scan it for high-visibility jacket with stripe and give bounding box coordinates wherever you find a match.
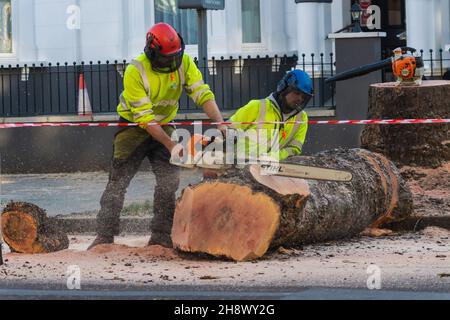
[229,96,308,161]
[118,53,215,124]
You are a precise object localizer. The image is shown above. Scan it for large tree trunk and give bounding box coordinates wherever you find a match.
[1,202,69,254]
[172,149,413,261]
[361,81,450,168]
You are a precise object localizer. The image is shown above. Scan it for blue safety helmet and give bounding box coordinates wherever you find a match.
[276,69,314,113]
[276,69,314,97]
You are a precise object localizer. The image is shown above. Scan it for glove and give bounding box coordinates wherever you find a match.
[169,144,196,169]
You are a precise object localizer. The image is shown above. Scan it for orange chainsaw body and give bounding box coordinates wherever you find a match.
[391,47,424,85]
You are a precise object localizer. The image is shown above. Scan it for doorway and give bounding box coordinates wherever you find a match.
[357,0,407,53]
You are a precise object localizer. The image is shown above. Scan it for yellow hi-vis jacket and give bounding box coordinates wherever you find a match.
[117,53,215,124]
[229,96,308,161]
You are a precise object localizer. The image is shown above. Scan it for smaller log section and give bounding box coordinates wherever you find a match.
[171,149,413,261]
[361,81,450,168]
[1,202,69,254]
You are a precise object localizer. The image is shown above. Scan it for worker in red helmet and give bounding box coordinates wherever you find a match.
[89,23,226,249]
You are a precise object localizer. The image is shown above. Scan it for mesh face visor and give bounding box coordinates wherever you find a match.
[151,49,184,73]
[289,86,313,112]
[145,33,186,73]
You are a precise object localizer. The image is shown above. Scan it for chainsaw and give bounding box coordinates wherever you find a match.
[170,134,353,182]
[259,162,353,182]
[169,134,226,169]
[326,47,425,85]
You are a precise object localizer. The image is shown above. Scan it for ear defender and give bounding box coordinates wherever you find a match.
[278,72,298,94]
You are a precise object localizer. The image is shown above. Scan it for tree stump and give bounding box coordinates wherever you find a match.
[172,149,413,261]
[1,202,69,254]
[361,81,450,168]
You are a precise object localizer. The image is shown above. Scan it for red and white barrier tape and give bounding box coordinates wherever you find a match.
[0,119,449,129]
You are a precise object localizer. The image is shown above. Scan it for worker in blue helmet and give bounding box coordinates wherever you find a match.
[229,69,313,161]
[275,69,314,114]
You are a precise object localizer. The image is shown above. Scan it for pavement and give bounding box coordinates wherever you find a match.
[1,230,450,299]
[0,170,202,217]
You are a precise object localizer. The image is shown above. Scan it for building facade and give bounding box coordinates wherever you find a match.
[1,0,449,65]
[1,0,449,173]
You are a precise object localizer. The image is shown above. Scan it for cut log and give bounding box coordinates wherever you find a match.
[172,148,413,261]
[1,202,69,254]
[361,81,450,168]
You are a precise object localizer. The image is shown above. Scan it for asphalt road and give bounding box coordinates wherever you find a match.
[0,283,449,300]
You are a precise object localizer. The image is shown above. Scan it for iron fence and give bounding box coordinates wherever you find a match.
[1,48,449,118]
[0,54,336,118]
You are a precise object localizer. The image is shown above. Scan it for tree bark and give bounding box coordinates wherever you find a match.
[1,202,69,254]
[361,80,450,168]
[172,149,413,261]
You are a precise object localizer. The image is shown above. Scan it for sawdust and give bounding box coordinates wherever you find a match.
[88,244,180,260]
[420,226,450,238]
[1,233,449,291]
[401,162,450,217]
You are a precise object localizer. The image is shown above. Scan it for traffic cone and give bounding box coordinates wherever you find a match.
[78,73,93,116]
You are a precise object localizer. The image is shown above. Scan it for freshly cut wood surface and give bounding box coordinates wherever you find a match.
[1,202,69,254]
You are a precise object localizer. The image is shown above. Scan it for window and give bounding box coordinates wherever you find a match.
[0,0,11,53]
[241,0,261,43]
[154,0,198,45]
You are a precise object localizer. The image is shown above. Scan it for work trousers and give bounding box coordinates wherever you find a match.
[96,125,180,239]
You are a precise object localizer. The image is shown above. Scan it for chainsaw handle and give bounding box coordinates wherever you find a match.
[169,144,196,169]
[396,47,418,54]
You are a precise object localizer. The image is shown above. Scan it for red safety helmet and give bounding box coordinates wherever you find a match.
[144,23,185,73]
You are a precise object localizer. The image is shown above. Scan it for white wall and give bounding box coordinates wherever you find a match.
[34,0,78,63]
[78,0,123,62]
[5,0,449,66]
[331,0,351,33]
[406,0,450,52]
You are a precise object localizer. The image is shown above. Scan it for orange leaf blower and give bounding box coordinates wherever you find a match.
[326,47,424,85]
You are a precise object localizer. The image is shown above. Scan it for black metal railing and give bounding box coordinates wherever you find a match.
[382,48,450,82]
[0,54,336,118]
[0,61,126,117]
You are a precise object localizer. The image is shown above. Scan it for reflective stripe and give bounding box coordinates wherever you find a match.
[154,115,166,122]
[135,100,178,122]
[126,60,182,122]
[289,140,304,150]
[259,98,281,148]
[178,64,185,87]
[130,60,151,98]
[258,99,267,130]
[281,112,304,149]
[129,96,151,108]
[119,94,129,111]
[133,108,154,120]
[155,112,175,123]
[285,147,297,157]
[192,88,209,105]
[186,80,204,93]
[154,100,179,107]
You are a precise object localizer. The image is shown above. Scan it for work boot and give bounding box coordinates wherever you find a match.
[87,234,114,250]
[147,232,173,248]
